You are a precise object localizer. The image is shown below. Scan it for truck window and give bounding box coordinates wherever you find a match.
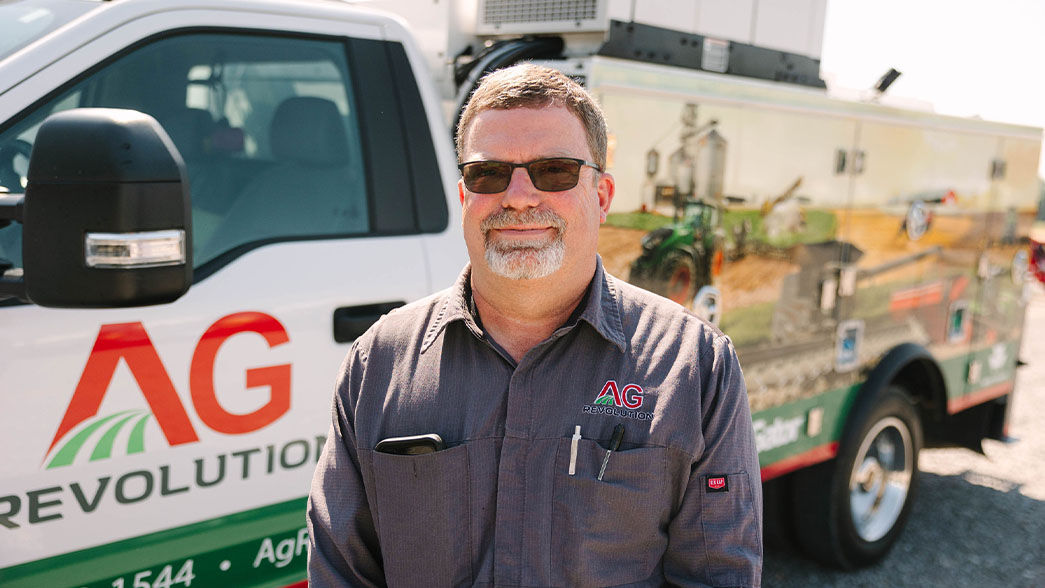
[0,32,370,269]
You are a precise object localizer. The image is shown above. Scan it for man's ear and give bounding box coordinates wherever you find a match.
[458,178,466,205]
[597,172,615,223]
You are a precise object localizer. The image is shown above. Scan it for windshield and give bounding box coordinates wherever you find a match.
[0,0,98,61]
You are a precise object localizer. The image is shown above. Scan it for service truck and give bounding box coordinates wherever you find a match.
[373,0,1043,570]
[1,0,1041,585]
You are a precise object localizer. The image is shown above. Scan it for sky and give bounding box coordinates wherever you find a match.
[818,0,1045,178]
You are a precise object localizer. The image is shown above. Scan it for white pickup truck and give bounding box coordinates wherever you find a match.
[0,1,465,586]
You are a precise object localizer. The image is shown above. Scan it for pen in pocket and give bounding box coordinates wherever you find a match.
[597,423,625,481]
[569,425,581,475]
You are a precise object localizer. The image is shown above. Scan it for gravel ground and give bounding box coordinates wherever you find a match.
[762,282,1045,587]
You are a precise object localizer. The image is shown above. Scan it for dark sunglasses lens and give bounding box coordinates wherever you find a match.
[462,162,511,193]
[530,159,583,191]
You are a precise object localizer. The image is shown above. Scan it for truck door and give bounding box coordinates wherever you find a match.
[848,119,1001,407]
[0,12,460,585]
[959,133,1040,411]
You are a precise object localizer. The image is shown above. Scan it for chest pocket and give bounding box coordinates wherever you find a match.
[552,437,671,588]
[367,443,473,587]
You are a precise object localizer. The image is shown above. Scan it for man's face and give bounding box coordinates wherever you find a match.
[458,105,614,282]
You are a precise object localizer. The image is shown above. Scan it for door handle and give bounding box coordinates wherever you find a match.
[333,301,405,343]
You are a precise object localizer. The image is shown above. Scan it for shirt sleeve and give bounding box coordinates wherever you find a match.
[663,334,763,588]
[307,343,385,587]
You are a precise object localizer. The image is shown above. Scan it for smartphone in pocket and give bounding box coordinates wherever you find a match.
[374,433,445,455]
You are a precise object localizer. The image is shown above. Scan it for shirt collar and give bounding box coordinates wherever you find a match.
[575,256,627,352]
[420,256,627,354]
[420,268,478,353]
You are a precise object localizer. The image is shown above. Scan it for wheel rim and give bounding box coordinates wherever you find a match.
[848,416,913,543]
[667,263,692,304]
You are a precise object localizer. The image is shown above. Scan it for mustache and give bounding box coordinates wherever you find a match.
[480,208,567,234]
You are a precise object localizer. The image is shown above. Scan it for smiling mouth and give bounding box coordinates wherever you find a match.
[480,208,567,242]
[489,226,556,240]
[495,226,552,233]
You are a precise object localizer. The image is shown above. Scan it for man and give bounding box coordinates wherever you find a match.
[308,64,762,587]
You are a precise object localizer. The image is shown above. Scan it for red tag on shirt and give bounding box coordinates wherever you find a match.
[707,475,728,492]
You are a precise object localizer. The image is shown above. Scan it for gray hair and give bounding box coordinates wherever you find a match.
[455,63,608,169]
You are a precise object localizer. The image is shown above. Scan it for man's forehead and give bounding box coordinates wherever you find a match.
[470,104,581,129]
[462,105,588,157]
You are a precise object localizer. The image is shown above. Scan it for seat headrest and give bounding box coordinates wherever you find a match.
[159,108,214,160]
[270,97,349,166]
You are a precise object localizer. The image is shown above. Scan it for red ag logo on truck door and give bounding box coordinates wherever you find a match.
[44,312,291,468]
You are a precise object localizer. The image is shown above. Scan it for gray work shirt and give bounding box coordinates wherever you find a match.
[308,259,762,588]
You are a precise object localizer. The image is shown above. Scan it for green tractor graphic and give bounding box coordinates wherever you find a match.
[629,198,724,305]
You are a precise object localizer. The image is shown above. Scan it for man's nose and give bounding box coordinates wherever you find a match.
[501,167,542,209]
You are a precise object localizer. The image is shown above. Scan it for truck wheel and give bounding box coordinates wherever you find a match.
[791,385,922,569]
[662,252,698,305]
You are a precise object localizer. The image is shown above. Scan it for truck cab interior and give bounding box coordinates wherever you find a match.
[0,31,368,271]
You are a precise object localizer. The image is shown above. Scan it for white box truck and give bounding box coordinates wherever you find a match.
[382,0,1042,570]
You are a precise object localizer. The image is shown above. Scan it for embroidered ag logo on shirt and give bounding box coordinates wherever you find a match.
[582,380,654,420]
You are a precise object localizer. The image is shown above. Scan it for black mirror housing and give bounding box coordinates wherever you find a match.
[21,108,192,307]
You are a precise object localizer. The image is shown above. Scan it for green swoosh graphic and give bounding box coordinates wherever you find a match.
[90,411,145,461]
[47,410,139,469]
[127,412,153,455]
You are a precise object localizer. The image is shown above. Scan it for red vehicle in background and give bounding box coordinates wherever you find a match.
[1032,195,1045,285]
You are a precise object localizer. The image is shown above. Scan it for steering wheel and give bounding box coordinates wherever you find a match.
[0,139,32,194]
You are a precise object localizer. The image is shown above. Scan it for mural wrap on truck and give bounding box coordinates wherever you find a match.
[590,61,1038,483]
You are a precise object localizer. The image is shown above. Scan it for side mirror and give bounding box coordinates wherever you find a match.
[0,108,192,307]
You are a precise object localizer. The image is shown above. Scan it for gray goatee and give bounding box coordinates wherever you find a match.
[480,208,567,279]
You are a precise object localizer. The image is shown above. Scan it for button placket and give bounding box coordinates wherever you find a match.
[493,356,533,585]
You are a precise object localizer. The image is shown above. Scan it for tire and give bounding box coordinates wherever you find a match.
[791,385,922,569]
[661,252,698,305]
[762,475,798,553]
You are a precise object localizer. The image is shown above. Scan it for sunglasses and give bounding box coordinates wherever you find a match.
[458,157,602,194]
